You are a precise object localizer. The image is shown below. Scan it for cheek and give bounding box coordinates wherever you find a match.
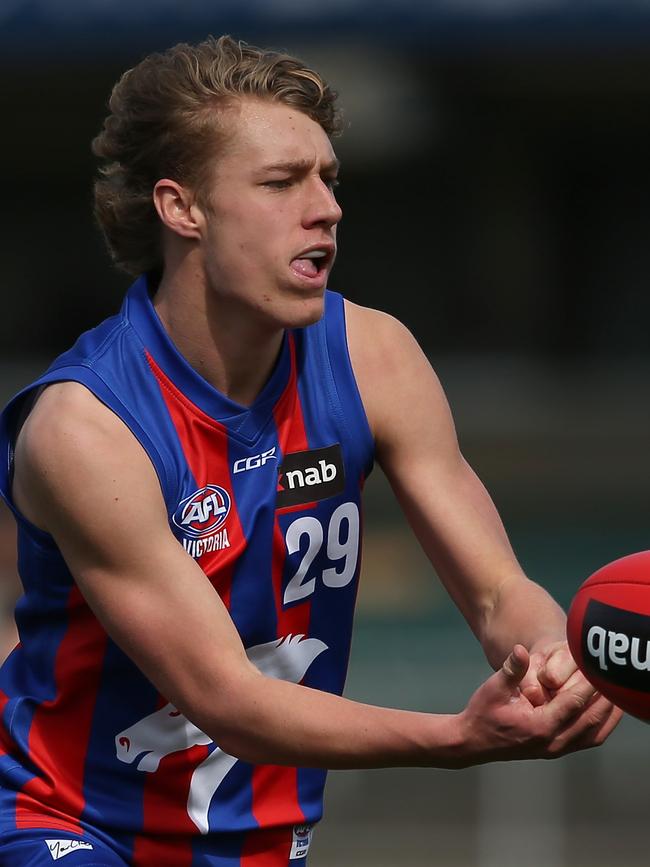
[241,218,287,268]
[205,203,288,275]
[208,219,257,267]
[234,209,280,246]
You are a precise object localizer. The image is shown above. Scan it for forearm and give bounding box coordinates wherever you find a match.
[186,642,616,772]
[188,671,465,770]
[479,574,566,670]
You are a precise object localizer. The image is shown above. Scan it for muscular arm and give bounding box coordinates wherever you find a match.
[10,382,464,769]
[346,302,567,668]
[12,382,602,770]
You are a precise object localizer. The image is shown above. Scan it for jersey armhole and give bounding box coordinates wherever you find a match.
[0,368,176,541]
[321,291,375,478]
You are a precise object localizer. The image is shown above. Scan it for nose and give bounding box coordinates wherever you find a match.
[303,178,343,229]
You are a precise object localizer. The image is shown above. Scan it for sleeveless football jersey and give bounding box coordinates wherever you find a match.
[0,276,374,866]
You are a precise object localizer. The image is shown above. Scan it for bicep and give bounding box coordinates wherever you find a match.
[346,306,526,633]
[13,384,252,728]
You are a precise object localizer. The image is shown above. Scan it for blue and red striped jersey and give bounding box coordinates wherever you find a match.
[0,276,374,865]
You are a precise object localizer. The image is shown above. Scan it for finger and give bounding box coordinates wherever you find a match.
[519,650,553,707]
[585,705,623,748]
[520,675,551,708]
[542,669,597,725]
[556,693,619,745]
[500,644,530,691]
[557,667,598,700]
[590,704,625,745]
[549,700,624,755]
[539,645,578,690]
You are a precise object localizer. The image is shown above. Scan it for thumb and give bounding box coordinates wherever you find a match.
[500,644,530,691]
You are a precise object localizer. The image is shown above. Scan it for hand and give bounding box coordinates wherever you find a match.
[520,638,580,706]
[456,644,622,767]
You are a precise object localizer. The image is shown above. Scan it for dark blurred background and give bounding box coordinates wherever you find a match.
[1,2,649,865]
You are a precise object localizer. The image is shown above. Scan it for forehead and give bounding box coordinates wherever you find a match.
[219,97,337,169]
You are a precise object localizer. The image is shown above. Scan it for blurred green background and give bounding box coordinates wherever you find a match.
[1,2,650,865]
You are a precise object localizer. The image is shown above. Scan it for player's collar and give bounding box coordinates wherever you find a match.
[124,275,292,443]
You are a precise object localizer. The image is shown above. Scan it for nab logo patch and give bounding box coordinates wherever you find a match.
[583,599,650,692]
[172,485,231,538]
[277,444,345,508]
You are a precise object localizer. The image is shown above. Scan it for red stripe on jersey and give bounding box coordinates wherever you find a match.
[132,831,199,867]
[131,741,213,867]
[147,352,245,603]
[273,334,308,451]
[131,353,246,855]
[246,334,313,835]
[241,826,292,865]
[247,761,310,830]
[16,586,107,832]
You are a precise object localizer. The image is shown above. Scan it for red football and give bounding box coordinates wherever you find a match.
[566,550,650,723]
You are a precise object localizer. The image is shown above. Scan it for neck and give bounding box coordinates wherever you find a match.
[153,270,285,408]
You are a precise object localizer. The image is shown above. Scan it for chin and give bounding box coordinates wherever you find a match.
[287,293,327,329]
[261,287,326,330]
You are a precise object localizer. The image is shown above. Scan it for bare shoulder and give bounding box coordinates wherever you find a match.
[14,381,161,533]
[344,299,420,363]
[343,299,451,450]
[16,380,149,481]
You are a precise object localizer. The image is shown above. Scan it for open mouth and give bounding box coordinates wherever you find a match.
[290,249,331,280]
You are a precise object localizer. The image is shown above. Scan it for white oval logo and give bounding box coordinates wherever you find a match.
[172,485,231,538]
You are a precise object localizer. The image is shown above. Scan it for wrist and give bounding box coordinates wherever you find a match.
[425,712,474,770]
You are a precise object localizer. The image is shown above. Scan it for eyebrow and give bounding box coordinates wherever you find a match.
[258,157,341,174]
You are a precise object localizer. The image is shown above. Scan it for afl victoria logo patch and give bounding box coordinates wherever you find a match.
[277,444,345,508]
[173,485,231,538]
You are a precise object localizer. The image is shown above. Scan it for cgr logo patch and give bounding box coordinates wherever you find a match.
[582,599,650,692]
[173,485,231,538]
[233,447,277,474]
[277,444,345,508]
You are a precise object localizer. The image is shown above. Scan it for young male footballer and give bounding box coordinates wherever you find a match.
[0,35,620,866]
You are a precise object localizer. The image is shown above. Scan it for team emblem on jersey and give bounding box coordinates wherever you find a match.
[172,484,231,538]
[115,635,328,835]
[277,444,345,508]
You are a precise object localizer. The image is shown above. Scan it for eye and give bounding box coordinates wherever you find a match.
[262,179,292,190]
[325,177,340,192]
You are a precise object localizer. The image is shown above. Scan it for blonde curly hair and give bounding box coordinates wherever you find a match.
[92,35,342,276]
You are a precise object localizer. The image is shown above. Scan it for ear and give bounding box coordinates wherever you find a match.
[153,179,203,240]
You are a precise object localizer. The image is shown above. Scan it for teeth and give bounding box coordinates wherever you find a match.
[301,250,327,259]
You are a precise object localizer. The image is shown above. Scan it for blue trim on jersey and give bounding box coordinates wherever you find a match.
[79,640,159,851]
[205,758,256,835]
[228,433,280,646]
[126,276,292,445]
[321,291,374,478]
